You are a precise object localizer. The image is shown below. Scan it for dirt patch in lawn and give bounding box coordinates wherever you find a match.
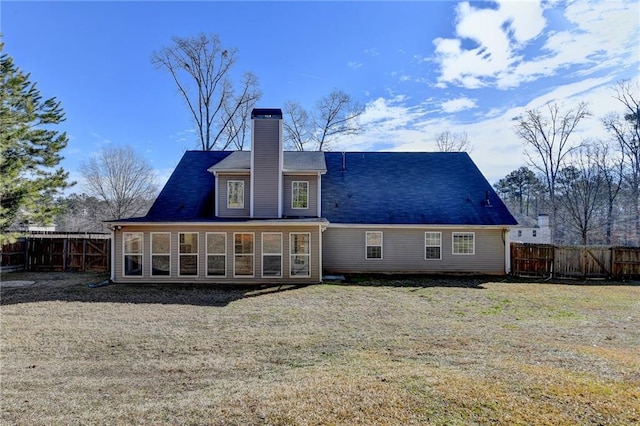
[1,272,639,425]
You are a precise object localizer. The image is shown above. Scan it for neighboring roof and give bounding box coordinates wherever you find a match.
[321,152,517,226]
[251,108,283,119]
[112,150,516,226]
[209,151,327,174]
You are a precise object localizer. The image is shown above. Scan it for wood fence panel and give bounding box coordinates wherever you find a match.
[510,243,553,277]
[1,234,110,273]
[612,247,640,278]
[512,243,639,280]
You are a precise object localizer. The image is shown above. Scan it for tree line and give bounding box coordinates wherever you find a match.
[496,80,639,246]
[2,33,638,247]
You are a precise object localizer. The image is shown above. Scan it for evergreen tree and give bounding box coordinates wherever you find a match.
[0,43,72,243]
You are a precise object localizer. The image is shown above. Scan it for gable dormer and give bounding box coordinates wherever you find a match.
[208,108,326,219]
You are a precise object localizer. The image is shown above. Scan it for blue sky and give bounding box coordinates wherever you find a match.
[2,0,639,190]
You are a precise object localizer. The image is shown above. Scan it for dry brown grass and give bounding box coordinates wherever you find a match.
[1,272,639,425]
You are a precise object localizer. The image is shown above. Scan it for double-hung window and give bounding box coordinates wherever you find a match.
[452,232,475,255]
[292,181,309,209]
[425,232,442,260]
[179,232,198,276]
[234,233,254,277]
[123,232,143,276]
[151,232,170,276]
[365,231,383,260]
[290,233,310,277]
[262,233,282,277]
[206,232,226,277]
[227,180,244,209]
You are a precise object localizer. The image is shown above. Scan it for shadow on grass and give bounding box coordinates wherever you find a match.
[337,274,499,289]
[0,274,311,307]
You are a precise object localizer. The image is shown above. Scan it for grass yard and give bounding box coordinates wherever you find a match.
[1,272,639,425]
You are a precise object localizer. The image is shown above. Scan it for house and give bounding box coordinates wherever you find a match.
[107,108,517,284]
[510,214,551,244]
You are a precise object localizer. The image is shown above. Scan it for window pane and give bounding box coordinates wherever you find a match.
[180,255,198,275]
[263,233,281,254]
[366,246,382,259]
[291,233,309,254]
[235,255,254,276]
[207,255,225,276]
[425,232,441,246]
[293,181,308,208]
[152,234,170,254]
[125,255,142,276]
[228,181,244,208]
[263,255,282,277]
[180,233,198,254]
[207,233,225,254]
[124,233,142,254]
[235,233,253,254]
[291,255,309,276]
[366,232,382,246]
[152,255,170,275]
[453,233,474,254]
[425,247,441,260]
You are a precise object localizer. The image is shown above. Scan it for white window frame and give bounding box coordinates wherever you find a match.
[261,232,283,278]
[290,232,311,278]
[123,232,143,277]
[178,232,199,277]
[292,181,309,209]
[424,232,442,260]
[452,232,475,255]
[233,232,254,278]
[206,232,227,277]
[227,180,244,209]
[365,231,383,260]
[150,232,171,277]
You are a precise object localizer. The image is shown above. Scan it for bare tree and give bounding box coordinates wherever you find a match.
[80,146,158,220]
[284,90,364,151]
[590,139,624,244]
[514,101,590,243]
[602,80,640,244]
[434,130,472,152]
[556,147,605,245]
[151,33,261,151]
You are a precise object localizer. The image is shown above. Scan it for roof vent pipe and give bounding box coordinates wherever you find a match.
[485,190,491,206]
[341,152,346,172]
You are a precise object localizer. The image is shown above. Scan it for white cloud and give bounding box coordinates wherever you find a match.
[441,96,477,113]
[348,61,363,69]
[432,0,638,89]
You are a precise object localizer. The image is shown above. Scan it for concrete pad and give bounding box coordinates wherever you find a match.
[0,280,36,288]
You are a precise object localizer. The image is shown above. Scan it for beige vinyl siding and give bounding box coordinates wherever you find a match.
[252,119,282,218]
[322,227,507,274]
[113,224,321,284]
[217,174,250,218]
[283,175,318,217]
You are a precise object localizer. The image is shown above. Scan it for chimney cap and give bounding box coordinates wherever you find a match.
[251,108,283,119]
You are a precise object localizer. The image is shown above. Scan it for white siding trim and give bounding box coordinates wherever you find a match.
[317,173,322,218]
[110,228,115,281]
[328,223,510,230]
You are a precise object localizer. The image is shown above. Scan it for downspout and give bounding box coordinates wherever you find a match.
[110,227,116,282]
[503,228,511,275]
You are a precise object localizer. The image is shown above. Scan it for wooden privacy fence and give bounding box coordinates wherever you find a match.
[1,234,111,273]
[511,243,640,280]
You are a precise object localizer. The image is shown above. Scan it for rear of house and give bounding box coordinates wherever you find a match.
[107,108,517,284]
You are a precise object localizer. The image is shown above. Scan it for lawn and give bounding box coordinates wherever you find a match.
[1,272,639,425]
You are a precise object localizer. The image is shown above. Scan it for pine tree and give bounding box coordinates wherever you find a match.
[0,43,72,243]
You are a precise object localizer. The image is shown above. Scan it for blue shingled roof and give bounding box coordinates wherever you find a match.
[115,150,516,226]
[321,152,517,225]
[144,150,232,221]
